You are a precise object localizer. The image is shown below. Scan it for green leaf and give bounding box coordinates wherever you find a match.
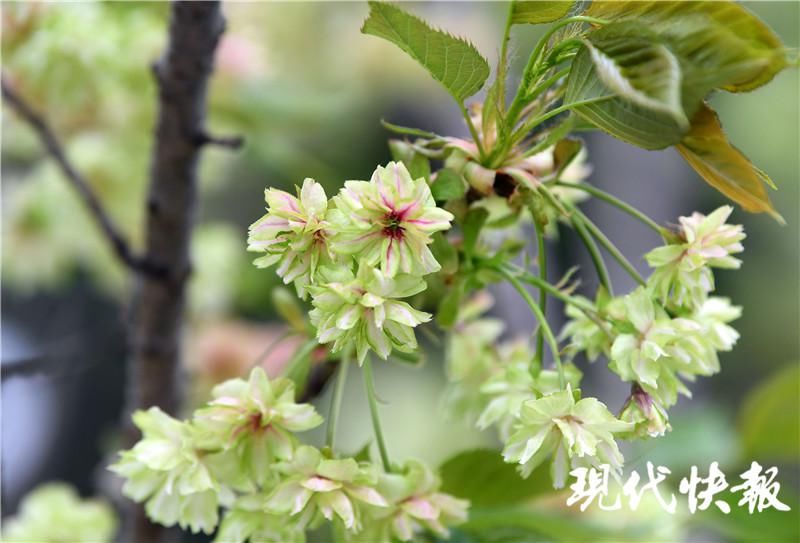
[462,207,489,260]
[436,276,465,329]
[391,349,425,367]
[439,449,553,507]
[388,139,431,181]
[739,363,800,462]
[431,231,459,275]
[459,508,619,542]
[552,137,582,176]
[431,168,467,202]
[511,1,575,25]
[565,22,689,149]
[676,103,780,220]
[362,2,490,102]
[585,22,687,127]
[697,493,800,543]
[586,1,788,93]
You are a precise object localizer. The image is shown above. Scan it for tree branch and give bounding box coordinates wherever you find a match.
[1,75,166,278]
[119,2,231,541]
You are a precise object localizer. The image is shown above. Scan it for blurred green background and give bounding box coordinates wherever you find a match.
[2,2,798,541]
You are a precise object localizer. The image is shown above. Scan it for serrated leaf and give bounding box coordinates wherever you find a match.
[362,2,490,102]
[580,22,688,128]
[564,21,691,148]
[586,1,787,93]
[565,42,686,150]
[676,103,780,219]
[439,449,553,506]
[511,1,575,25]
[431,168,467,202]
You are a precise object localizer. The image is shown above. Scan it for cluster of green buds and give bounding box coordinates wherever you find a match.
[112,367,467,541]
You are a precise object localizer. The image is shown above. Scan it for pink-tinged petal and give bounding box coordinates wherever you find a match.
[300,178,327,216]
[393,513,415,541]
[402,497,440,520]
[396,199,420,219]
[347,485,389,507]
[302,476,342,492]
[382,238,401,277]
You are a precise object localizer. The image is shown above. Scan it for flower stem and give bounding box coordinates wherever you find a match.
[326,348,350,451]
[502,263,613,341]
[459,101,485,160]
[250,329,293,369]
[497,266,565,389]
[501,263,590,311]
[539,184,646,286]
[569,204,647,286]
[553,181,668,240]
[569,212,613,296]
[533,222,547,372]
[523,95,613,133]
[283,338,319,382]
[362,358,392,472]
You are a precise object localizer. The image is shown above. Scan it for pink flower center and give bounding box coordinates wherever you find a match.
[382,210,405,240]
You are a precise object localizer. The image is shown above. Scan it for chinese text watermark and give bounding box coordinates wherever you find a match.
[567,461,791,514]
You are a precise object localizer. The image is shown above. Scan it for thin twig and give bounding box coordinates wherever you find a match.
[1,74,166,278]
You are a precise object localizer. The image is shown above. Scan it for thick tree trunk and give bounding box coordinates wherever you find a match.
[124,3,226,541]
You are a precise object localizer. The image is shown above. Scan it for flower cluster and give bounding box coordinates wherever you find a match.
[111,367,468,542]
[502,387,632,487]
[645,205,745,311]
[249,162,452,364]
[2,483,117,543]
[561,207,744,438]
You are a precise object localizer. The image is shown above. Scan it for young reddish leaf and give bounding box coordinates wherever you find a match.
[677,103,781,221]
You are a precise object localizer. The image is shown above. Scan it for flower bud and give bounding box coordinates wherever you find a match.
[619,384,671,438]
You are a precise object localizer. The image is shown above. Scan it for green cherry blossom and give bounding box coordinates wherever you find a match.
[192,367,323,486]
[2,484,117,543]
[330,161,453,277]
[357,460,469,542]
[503,388,632,487]
[265,445,388,532]
[309,265,431,364]
[214,497,306,543]
[248,178,332,299]
[608,287,678,391]
[109,408,221,534]
[646,206,745,310]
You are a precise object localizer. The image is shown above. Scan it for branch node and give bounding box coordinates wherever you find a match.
[193,131,244,149]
